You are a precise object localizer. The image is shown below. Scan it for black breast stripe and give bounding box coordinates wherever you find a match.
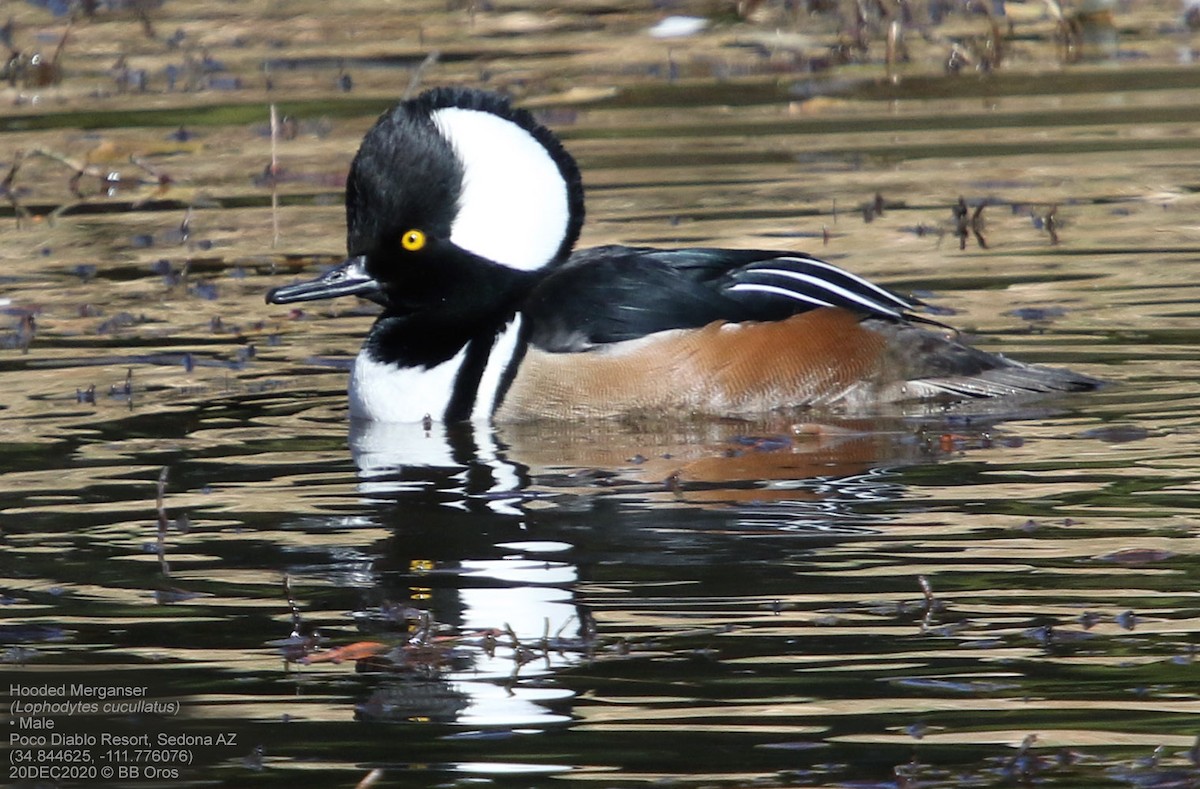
[445,334,496,422]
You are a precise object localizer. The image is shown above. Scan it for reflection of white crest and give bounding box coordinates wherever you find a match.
[452,544,580,725]
[449,682,574,727]
[461,543,579,666]
[346,424,580,726]
[349,542,583,729]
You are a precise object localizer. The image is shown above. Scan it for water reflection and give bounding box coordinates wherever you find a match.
[351,420,527,508]
[304,405,1080,745]
[297,429,581,736]
[4,366,1198,787]
[348,403,1072,500]
[239,381,1200,787]
[5,2,1200,784]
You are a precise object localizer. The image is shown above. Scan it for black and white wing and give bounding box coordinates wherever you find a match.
[719,253,918,319]
[523,245,921,351]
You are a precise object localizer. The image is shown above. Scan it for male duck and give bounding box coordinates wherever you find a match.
[267,87,1098,422]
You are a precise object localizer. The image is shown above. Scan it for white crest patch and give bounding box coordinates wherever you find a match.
[349,346,467,423]
[432,106,570,272]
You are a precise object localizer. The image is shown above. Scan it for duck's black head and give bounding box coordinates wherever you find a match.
[267,87,585,314]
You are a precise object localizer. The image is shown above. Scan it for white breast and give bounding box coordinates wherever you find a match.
[348,317,525,423]
[349,347,467,423]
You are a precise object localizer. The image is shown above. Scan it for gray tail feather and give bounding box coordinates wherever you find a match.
[862,318,1103,402]
[903,359,1103,400]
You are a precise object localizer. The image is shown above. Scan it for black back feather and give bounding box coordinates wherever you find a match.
[523,245,919,351]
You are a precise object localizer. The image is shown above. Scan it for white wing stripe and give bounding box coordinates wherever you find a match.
[741,267,904,317]
[771,256,915,310]
[471,314,524,422]
[727,282,836,308]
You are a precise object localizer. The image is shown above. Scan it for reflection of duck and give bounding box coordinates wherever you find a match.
[351,535,582,728]
[267,87,1099,423]
[337,413,972,729]
[349,412,1008,506]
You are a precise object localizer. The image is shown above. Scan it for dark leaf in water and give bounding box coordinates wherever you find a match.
[154,588,204,604]
[0,624,72,644]
[1115,610,1139,630]
[190,282,219,300]
[890,677,1020,693]
[95,312,139,333]
[1025,626,1095,646]
[1,646,41,664]
[729,434,792,452]
[1078,424,1151,443]
[1106,767,1197,788]
[1005,306,1067,321]
[207,76,241,91]
[1097,548,1176,564]
[755,740,829,750]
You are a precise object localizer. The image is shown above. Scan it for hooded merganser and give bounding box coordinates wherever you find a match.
[267,87,1100,423]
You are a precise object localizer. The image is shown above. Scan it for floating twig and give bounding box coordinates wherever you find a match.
[1,150,28,226]
[918,574,940,631]
[155,467,171,577]
[1043,204,1060,245]
[953,197,987,250]
[885,19,902,84]
[283,574,302,637]
[269,103,280,248]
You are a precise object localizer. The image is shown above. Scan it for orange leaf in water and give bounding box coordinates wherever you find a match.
[303,641,387,664]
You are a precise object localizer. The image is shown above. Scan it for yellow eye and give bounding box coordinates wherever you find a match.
[401,229,426,251]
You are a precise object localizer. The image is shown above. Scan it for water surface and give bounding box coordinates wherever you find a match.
[2,1,1200,787]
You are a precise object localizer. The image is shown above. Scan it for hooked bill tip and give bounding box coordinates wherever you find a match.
[265,285,295,304]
